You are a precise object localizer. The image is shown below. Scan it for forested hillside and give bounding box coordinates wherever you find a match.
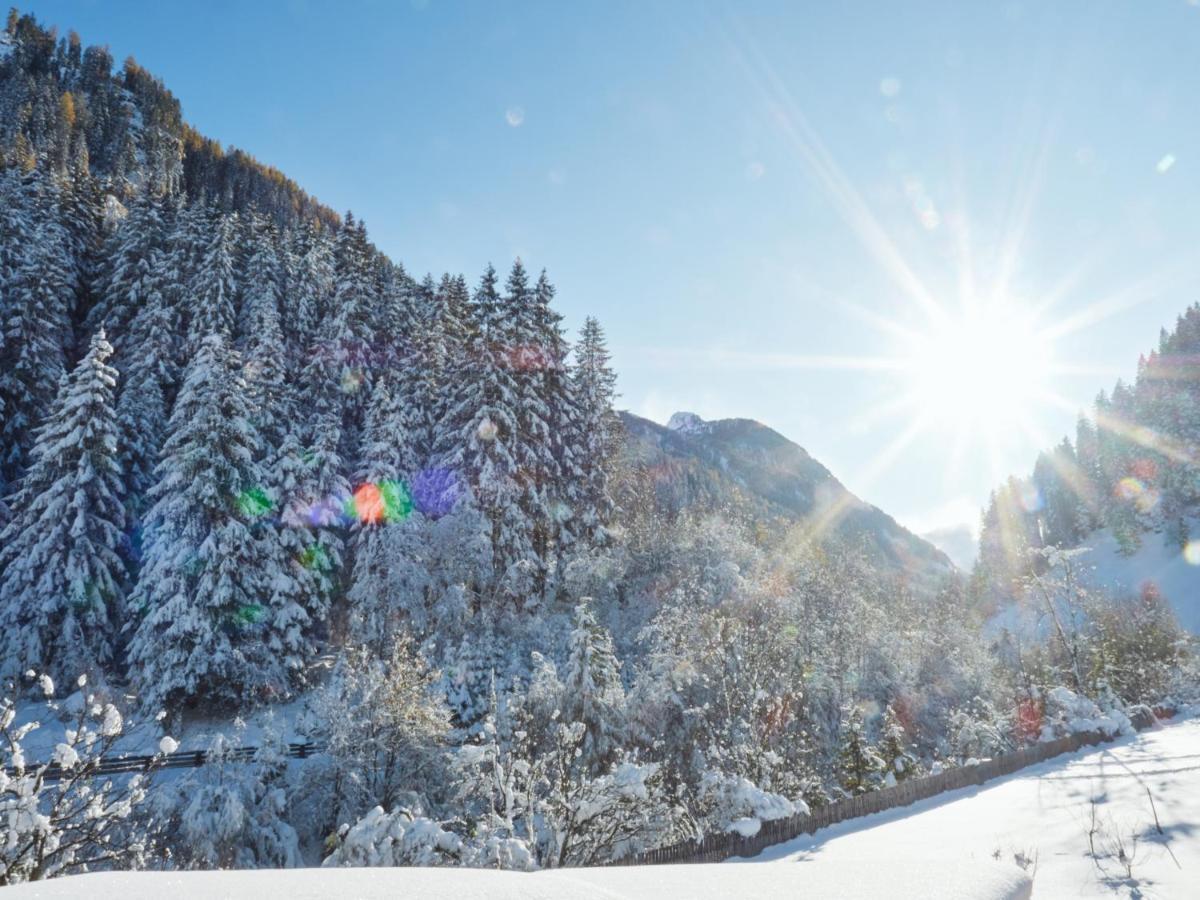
[977,304,1200,598]
[1,9,1196,885]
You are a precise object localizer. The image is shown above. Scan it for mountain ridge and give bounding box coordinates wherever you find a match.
[619,409,955,588]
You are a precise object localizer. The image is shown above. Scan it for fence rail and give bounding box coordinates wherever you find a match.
[605,714,1166,867]
[6,741,322,782]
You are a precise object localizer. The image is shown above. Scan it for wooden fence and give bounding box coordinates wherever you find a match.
[605,727,1131,867]
[6,741,322,782]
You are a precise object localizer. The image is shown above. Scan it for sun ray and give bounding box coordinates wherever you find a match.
[719,11,945,324]
[1041,261,1200,342]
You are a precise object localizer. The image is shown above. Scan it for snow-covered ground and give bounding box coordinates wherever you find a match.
[1078,526,1200,633]
[13,718,1200,899]
[2,857,1031,900]
[755,714,1200,898]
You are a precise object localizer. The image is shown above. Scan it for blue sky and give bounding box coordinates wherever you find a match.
[25,0,1200,534]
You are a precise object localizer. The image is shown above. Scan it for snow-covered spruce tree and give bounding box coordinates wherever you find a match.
[126,332,293,710]
[241,292,327,689]
[835,705,885,796]
[0,188,76,493]
[429,274,474,432]
[323,213,380,459]
[561,600,626,775]
[570,315,619,545]
[530,269,582,585]
[115,251,177,526]
[346,375,425,651]
[0,330,125,682]
[0,673,163,885]
[86,196,168,359]
[152,721,301,870]
[501,262,557,592]
[877,703,916,784]
[283,222,335,358]
[433,265,531,598]
[185,208,239,341]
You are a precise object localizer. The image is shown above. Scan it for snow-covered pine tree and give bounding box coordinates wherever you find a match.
[284,222,335,358]
[0,330,125,682]
[425,274,474,465]
[346,373,425,650]
[835,705,884,796]
[561,600,626,775]
[500,262,555,589]
[186,208,239,340]
[127,332,294,709]
[877,703,916,783]
[86,195,168,357]
[323,213,380,462]
[114,236,177,525]
[529,269,580,582]
[570,315,619,546]
[239,221,290,451]
[0,181,75,493]
[433,265,531,596]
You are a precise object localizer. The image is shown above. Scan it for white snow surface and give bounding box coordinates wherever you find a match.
[2,859,1030,900]
[753,715,1200,898]
[15,719,1200,899]
[1077,525,1200,633]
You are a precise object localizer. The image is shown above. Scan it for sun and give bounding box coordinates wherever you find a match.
[902,301,1054,438]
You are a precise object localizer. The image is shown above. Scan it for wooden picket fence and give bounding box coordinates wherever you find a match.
[604,725,1142,867]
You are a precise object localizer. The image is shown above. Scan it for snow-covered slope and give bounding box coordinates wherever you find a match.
[756,715,1200,898]
[1076,526,1200,633]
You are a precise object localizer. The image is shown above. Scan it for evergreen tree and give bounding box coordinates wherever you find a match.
[0,186,75,493]
[187,208,239,340]
[0,330,125,682]
[561,601,626,775]
[434,265,530,593]
[127,333,291,709]
[114,235,177,524]
[87,196,167,356]
[570,316,619,546]
[877,703,916,783]
[835,705,884,796]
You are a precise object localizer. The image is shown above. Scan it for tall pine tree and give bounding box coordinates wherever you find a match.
[0,330,125,682]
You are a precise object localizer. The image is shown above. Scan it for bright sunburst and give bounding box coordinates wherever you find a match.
[902,301,1053,437]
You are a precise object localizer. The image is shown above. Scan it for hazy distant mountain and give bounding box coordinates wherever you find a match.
[619,411,955,591]
[920,525,979,572]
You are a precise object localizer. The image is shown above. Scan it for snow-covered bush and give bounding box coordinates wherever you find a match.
[696,770,806,837]
[0,674,160,885]
[1039,686,1132,741]
[948,698,1013,761]
[322,806,463,868]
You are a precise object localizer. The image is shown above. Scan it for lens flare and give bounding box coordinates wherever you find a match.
[236,487,273,518]
[411,467,460,518]
[348,480,414,525]
[299,543,333,572]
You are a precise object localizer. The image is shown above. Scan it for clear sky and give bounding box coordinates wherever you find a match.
[23,0,1200,535]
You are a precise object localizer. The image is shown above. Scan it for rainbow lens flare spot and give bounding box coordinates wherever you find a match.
[1184,541,1200,566]
[349,480,413,524]
[236,487,274,518]
[299,543,333,572]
